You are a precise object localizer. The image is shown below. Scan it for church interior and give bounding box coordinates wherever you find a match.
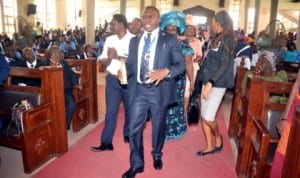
[0,0,299,177]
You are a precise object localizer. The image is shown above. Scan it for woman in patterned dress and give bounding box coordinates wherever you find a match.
[160,11,195,141]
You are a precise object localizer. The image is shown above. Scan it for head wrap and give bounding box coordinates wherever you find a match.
[260,50,276,71]
[160,11,186,34]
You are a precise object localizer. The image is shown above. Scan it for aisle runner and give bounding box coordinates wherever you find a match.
[34,107,236,178]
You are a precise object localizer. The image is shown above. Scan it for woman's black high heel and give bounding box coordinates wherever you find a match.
[215,136,223,152]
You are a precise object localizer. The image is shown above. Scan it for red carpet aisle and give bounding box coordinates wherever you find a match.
[34,107,237,178]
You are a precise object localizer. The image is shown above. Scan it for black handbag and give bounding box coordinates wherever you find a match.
[194,69,203,96]
[194,61,204,96]
[187,92,200,125]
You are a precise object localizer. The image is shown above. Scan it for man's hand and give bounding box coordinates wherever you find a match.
[107,47,118,59]
[148,68,170,85]
[99,47,118,69]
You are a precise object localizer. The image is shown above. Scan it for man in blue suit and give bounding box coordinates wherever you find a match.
[0,51,10,155]
[0,53,10,84]
[122,6,185,178]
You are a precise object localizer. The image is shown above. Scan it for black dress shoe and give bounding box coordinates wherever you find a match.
[122,167,144,178]
[196,149,216,156]
[90,143,113,152]
[123,136,129,143]
[153,158,163,170]
[215,136,223,153]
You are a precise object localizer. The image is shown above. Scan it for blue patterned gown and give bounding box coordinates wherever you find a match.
[165,39,194,141]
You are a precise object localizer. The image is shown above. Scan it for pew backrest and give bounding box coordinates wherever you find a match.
[0,67,68,173]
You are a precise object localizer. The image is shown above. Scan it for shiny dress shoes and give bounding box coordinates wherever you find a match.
[123,136,129,143]
[153,158,163,170]
[90,143,113,152]
[122,167,144,178]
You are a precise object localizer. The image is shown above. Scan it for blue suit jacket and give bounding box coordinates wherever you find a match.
[0,53,10,84]
[127,31,185,107]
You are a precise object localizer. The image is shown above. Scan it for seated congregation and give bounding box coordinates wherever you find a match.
[0,46,98,173]
[229,50,300,177]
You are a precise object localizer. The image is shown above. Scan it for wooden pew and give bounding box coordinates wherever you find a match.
[276,61,299,74]
[282,106,300,178]
[65,59,98,132]
[228,66,248,139]
[246,114,271,178]
[246,104,300,178]
[234,73,293,177]
[0,67,68,173]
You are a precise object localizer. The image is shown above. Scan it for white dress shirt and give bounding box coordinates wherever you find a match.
[26,60,37,68]
[137,27,159,83]
[97,31,135,74]
[98,31,135,60]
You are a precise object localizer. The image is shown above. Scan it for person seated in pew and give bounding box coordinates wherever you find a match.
[75,45,85,59]
[283,42,298,63]
[241,52,289,104]
[10,47,47,87]
[4,45,22,64]
[39,34,51,50]
[76,44,97,59]
[243,52,288,83]
[84,44,98,59]
[44,45,81,130]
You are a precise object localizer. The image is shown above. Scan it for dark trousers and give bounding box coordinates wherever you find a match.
[100,74,130,144]
[129,84,167,169]
[65,92,76,130]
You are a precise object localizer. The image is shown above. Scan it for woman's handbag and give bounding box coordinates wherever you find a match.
[187,92,200,125]
[194,69,203,96]
[194,61,204,96]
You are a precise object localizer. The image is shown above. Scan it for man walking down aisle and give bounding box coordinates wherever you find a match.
[91,14,135,151]
[122,6,185,178]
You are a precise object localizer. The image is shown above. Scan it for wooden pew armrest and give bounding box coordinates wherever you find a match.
[22,103,51,134]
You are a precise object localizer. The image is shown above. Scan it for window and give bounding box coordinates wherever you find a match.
[277,10,298,33]
[158,0,172,14]
[34,0,56,30]
[66,0,82,29]
[228,0,240,30]
[2,0,17,38]
[247,8,255,34]
[193,16,207,25]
